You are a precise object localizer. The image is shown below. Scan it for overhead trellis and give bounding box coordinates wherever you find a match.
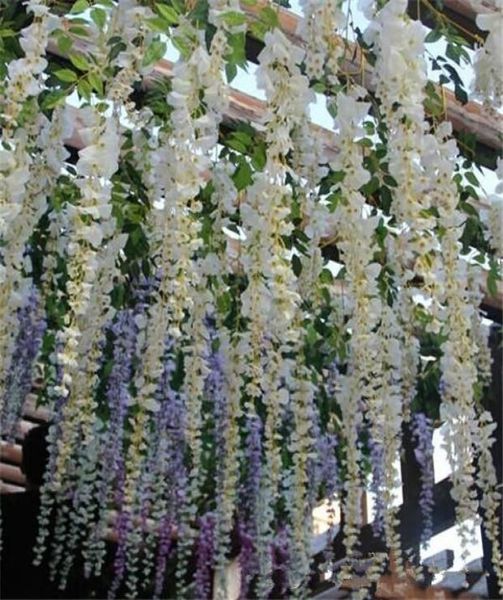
[0,0,502,598]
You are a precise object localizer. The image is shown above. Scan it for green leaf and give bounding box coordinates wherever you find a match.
[465,171,479,187]
[357,137,373,148]
[445,43,461,65]
[232,159,253,191]
[142,39,167,67]
[91,7,107,29]
[251,142,266,171]
[171,0,185,13]
[146,16,171,32]
[77,78,93,100]
[225,62,237,83]
[155,3,179,25]
[226,32,247,66]
[291,254,302,277]
[363,121,375,135]
[222,10,247,26]
[454,84,468,105]
[320,268,333,284]
[459,201,479,217]
[56,32,73,54]
[249,20,267,40]
[0,28,16,38]
[54,68,77,83]
[425,28,442,43]
[87,71,104,96]
[172,35,191,59]
[361,175,379,196]
[68,25,90,37]
[70,0,89,13]
[226,138,247,154]
[69,52,90,71]
[259,6,279,29]
[487,266,499,298]
[42,89,68,110]
[108,41,127,61]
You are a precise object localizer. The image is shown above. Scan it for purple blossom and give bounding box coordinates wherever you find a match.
[194,512,216,599]
[315,432,339,497]
[411,412,434,543]
[156,343,187,511]
[241,414,262,517]
[205,344,226,459]
[237,414,263,598]
[109,508,132,599]
[271,525,290,597]
[237,520,257,600]
[151,343,188,596]
[314,430,340,560]
[368,433,385,536]
[86,307,138,583]
[105,309,138,481]
[153,516,174,599]
[2,288,46,441]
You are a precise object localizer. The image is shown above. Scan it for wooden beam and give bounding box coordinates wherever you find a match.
[0,463,26,486]
[0,482,25,494]
[0,441,22,465]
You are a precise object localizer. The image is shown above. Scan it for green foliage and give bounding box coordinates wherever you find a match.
[142,39,167,68]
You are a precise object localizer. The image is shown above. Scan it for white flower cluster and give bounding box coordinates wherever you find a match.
[486,158,503,255]
[298,0,345,81]
[474,411,503,595]
[1,0,501,595]
[472,1,503,109]
[212,332,243,575]
[0,3,59,398]
[239,28,314,595]
[2,1,58,130]
[366,0,434,415]
[0,107,73,419]
[330,90,386,569]
[375,306,406,577]
[365,0,427,125]
[108,0,155,114]
[428,126,500,577]
[51,109,121,486]
[286,358,317,591]
[34,107,125,577]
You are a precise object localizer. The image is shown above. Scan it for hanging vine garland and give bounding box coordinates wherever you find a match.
[0,0,502,598]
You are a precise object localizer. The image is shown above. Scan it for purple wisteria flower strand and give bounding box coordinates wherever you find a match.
[237,412,263,598]
[271,525,290,598]
[368,433,386,537]
[194,512,216,600]
[411,412,434,544]
[1,287,46,441]
[82,308,139,578]
[151,342,188,598]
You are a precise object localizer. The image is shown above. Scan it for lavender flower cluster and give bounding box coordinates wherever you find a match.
[411,412,434,543]
[194,512,216,599]
[1,288,46,441]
